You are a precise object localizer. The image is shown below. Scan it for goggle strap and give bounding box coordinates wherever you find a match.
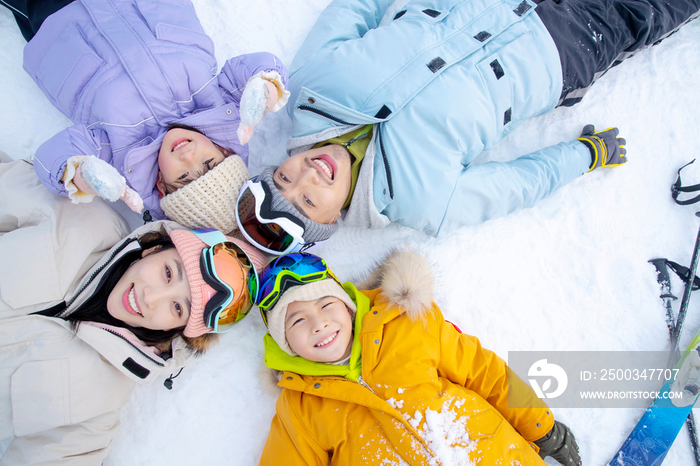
[192,228,228,247]
[199,253,234,328]
[257,181,306,232]
[260,290,279,310]
[259,307,269,327]
[258,271,330,311]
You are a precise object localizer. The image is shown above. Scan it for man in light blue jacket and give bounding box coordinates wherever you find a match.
[235,0,699,253]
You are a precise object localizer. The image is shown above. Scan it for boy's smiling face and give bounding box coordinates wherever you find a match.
[285,296,353,363]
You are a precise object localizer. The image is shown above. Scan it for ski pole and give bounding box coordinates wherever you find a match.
[649,259,678,332]
[651,216,700,465]
[669,212,700,466]
[671,212,700,357]
[689,413,700,465]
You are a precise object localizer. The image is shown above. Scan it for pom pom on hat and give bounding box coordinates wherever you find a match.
[169,229,267,338]
[161,156,250,234]
[264,278,356,356]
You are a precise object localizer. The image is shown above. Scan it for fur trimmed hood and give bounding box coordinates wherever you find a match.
[151,332,219,356]
[357,249,435,321]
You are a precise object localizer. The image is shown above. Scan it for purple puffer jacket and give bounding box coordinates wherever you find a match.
[24,0,287,220]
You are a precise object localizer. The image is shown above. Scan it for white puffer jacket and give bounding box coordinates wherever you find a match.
[0,157,199,465]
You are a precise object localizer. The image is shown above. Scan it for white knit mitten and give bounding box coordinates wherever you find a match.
[65,156,143,212]
[237,72,290,144]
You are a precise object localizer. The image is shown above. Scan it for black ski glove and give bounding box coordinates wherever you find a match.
[534,421,581,465]
[577,124,627,172]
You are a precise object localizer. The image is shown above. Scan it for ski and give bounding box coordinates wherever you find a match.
[607,331,700,466]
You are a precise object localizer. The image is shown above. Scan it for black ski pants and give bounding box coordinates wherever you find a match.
[535,0,700,106]
[1,0,73,41]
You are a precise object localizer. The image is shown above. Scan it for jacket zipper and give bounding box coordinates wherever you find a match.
[377,129,394,199]
[63,238,139,312]
[103,327,165,367]
[355,376,435,462]
[297,104,394,199]
[343,132,369,148]
[357,376,377,395]
[297,104,353,125]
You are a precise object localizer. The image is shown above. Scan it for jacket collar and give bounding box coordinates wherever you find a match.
[60,237,142,318]
[176,105,247,159]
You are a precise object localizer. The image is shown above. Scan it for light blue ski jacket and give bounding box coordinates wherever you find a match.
[286,0,591,236]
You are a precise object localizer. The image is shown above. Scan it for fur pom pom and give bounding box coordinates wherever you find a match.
[359,249,434,321]
[258,364,284,398]
[182,332,220,355]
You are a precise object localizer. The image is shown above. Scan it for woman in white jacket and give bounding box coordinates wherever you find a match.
[0,154,265,464]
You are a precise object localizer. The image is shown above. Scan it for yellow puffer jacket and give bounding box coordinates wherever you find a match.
[259,251,554,465]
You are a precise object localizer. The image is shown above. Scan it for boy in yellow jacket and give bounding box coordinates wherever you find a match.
[257,250,580,465]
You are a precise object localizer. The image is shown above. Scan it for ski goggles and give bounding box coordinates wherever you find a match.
[235,178,307,255]
[192,229,259,333]
[255,252,340,326]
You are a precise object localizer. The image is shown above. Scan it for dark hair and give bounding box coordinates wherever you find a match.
[65,229,184,344]
[160,123,233,195]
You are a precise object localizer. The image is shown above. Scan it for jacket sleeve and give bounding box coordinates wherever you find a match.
[437,140,592,235]
[218,52,289,106]
[33,124,113,197]
[0,158,130,316]
[0,411,120,466]
[436,314,554,442]
[289,0,396,73]
[259,391,328,465]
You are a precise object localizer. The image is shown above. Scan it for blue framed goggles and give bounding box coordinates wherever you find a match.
[193,229,259,333]
[255,252,340,326]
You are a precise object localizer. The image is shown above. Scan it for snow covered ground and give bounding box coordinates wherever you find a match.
[2,0,700,464]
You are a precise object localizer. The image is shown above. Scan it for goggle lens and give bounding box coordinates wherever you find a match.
[256,253,336,315]
[237,188,296,253]
[201,241,257,332]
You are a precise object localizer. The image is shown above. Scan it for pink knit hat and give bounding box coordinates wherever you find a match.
[169,230,267,338]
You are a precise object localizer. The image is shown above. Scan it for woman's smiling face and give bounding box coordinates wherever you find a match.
[285,296,353,363]
[106,247,191,331]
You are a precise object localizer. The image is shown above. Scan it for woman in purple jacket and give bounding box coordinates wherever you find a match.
[5,0,289,230]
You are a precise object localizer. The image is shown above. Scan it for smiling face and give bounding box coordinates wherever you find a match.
[285,296,354,363]
[106,247,191,331]
[274,144,352,224]
[157,128,229,195]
